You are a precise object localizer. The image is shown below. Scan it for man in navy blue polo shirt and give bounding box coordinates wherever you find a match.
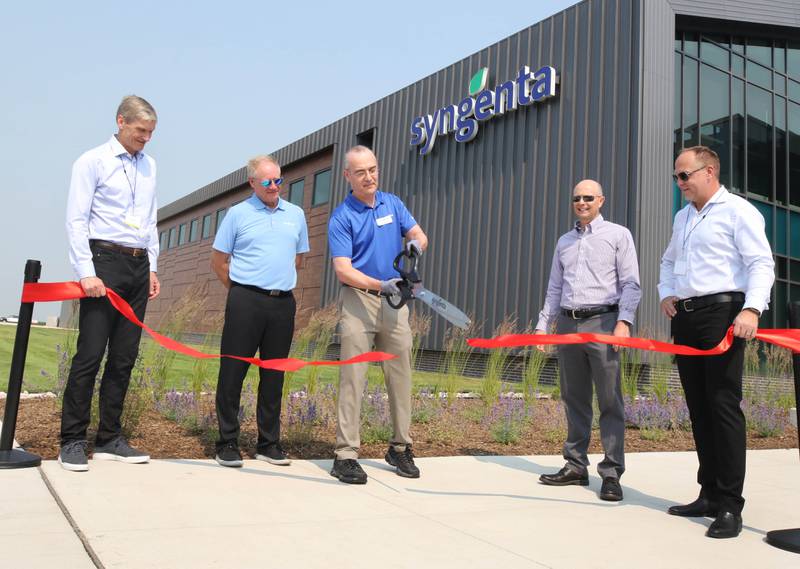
[210,154,309,468]
[327,145,428,484]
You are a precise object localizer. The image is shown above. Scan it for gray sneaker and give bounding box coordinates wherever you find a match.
[93,437,150,464]
[58,440,89,472]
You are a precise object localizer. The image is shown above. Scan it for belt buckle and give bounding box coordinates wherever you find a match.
[571,309,579,319]
[269,290,280,297]
[682,299,694,312]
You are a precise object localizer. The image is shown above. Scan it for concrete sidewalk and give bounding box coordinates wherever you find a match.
[3,450,799,568]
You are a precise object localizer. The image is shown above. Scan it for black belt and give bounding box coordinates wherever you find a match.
[344,284,387,297]
[90,239,147,257]
[561,305,618,320]
[231,281,292,297]
[675,292,745,313]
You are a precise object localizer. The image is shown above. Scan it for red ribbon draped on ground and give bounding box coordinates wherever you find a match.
[22,282,396,372]
[468,327,800,354]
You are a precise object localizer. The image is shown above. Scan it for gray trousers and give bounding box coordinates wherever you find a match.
[556,311,625,479]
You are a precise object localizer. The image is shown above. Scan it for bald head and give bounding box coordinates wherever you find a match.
[572,179,605,226]
[344,145,376,171]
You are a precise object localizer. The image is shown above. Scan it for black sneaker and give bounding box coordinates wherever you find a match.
[256,444,291,466]
[58,440,89,472]
[385,446,420,478]
[93,437,149,464]
[330,457,367,484]
[215,442,243,467]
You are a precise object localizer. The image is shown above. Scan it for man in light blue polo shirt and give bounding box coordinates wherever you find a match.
[210,154,309,468]
[328,145,428,484]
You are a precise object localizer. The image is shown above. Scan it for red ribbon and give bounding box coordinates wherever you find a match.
[467,328,800,354]
[23,282,396,372]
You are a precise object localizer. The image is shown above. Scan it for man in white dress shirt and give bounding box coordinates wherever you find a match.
[658,145,774,538]
[61,95,160,471]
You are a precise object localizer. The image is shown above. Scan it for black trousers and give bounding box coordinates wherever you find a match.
[61,244,150,445]
[215,283,295,452]
[671,300,746,515]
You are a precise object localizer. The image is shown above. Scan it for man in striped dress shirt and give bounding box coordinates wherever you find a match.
[535,179,641,502]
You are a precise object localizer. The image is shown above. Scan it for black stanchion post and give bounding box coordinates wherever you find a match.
[0,259,42,469]
[765,301,800,553]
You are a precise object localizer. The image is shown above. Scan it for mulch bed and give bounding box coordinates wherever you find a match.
[6,397,798,460]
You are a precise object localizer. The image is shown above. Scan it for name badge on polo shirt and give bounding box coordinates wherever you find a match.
[124,214,142,230]
[376,214,393,226]
[674,256,687,275]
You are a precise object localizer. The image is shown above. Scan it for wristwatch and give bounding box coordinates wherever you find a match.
[744,307,761,317]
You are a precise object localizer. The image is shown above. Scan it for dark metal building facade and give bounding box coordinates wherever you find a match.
[156,0,800,348]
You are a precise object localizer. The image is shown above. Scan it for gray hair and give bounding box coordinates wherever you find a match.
[116,95,157,123]
[343,145,376,170]
[247,154,280,178]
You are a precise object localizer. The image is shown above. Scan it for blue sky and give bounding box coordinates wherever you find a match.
[0,0,576,320]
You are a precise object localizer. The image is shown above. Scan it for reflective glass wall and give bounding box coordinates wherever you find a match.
[674,31,800,326]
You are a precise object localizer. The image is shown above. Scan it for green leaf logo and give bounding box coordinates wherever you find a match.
[468,67,488,96]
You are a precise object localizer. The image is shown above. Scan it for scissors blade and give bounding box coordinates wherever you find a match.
[412,285,472,329]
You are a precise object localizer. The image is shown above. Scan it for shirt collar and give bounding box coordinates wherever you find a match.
[346,189,385,212]
[247,192,285,211]
[108,135,141,160]
[693,185,729,214]
[575,214,604,234]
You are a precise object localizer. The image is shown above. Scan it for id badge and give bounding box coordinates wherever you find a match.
[124,214,142,230]
[376,214,393,226]
[674,257,687,275]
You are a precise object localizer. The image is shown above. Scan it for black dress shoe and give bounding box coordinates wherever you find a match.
[599,477,623,501]
[706,511,742,539]
[667,497,719,517]
[539,466,589,486]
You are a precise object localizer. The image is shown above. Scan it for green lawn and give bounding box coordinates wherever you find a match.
[0,325,488,393]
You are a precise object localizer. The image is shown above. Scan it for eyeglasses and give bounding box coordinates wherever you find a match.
[260,178,284,188]
[572,195,597,203]
[672,166,706,182]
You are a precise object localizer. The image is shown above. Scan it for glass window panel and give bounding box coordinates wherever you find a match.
[777,208,788,256]
[790,80,800,103]
[674,53,682,159]
[178,223,188,245]
[731,54,744,77]
[159,231,167,251]
[777,256,788,279]
[792,284,800,303]
[202,214,212,239]
[746,84,772,199]
[747,38,772,67]
[683,58,698,147]
[672,179,683,217]
[775,74,786,96]
[216,208,227,231]
[776,97,787,205]
[792,260,800,282]
[732,78,745,193]
[775,281,787,326]
[700,64,730,186]
[312,169,331,206]
[189,219,200,242]
[289,179,304,207]
[685,33,698,57]
[791,210,800,259]
[168,227,177,249]
[701,37,728,69]
[788,42,800,80]
[675,30,682,52]
[790,102,800,207]
[749,200,773,251]
[747,60,771,90]
[774,43,786,74]
[731,37,744,54]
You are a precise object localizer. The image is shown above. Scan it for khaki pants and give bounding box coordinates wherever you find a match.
[335,286,413,460]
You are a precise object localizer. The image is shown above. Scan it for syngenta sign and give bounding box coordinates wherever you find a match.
[409,65,558,155]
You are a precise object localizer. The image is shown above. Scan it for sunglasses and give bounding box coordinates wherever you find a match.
[572,195,597,203]
[260,178,284,188]
[672,166,705,182]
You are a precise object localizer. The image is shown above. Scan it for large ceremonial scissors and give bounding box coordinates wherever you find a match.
[386,248,471,329]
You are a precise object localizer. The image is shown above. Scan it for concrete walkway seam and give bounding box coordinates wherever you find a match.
[37,466,105,569]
